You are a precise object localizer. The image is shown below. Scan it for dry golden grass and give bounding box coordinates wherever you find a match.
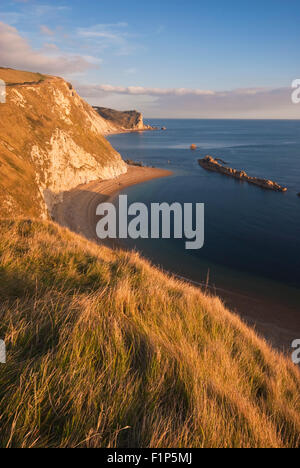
[0,219,299,448]
[0,67,46,85]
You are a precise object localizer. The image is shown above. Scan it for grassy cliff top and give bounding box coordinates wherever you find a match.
[0,219,299,448]
[0,67,47,85]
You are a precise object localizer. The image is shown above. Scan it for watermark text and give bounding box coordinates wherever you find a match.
[96,195,205,250]
[291,79,300,104]
[292,339,300,365]
[0,79,6,104]
[0,340,6,364]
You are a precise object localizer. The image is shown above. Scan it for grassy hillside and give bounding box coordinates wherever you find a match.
[0,219,299,448]
[0,68,126,219]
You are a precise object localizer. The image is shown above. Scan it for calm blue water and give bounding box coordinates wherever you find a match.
[107,119,300,304]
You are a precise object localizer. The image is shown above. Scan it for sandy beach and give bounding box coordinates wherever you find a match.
[104,127,159,136]
[53,165,173,242]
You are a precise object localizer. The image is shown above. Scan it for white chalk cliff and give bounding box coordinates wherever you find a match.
[0,68,127,219]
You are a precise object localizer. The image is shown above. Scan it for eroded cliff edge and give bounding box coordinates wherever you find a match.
[0,68,127,219]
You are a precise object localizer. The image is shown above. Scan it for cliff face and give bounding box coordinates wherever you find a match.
[93,106,153,134]
[0,68,127,219]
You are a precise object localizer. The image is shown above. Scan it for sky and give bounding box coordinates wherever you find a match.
[0,0,300,118]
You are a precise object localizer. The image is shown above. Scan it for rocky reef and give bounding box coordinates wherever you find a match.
[198,156,287,192]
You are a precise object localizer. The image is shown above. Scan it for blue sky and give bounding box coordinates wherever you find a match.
[0,0,300,117]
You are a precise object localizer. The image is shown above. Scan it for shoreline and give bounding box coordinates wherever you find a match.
[104,127,160,136]
[53,165,300,353]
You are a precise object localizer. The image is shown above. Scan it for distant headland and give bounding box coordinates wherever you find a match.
[93,106,160,134]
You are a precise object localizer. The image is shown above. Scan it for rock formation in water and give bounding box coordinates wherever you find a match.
[0,67,127,219]
[198,156,287,192]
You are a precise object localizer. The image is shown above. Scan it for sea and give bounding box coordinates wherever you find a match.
[107,119,300,318]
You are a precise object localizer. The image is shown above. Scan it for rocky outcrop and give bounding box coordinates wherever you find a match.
[93,107,155,134]
[199,156,287,192]
[125,159,144,167]
[0,68,127,219]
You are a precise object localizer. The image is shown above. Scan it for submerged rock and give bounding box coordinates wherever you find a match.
[198,156,287,192]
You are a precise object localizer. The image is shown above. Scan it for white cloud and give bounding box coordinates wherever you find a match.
[76,23,137,56]
[77,22,128,38]
[77,84,281,100]
[0,21,97,75]
[76,82,298,119]
[77,83,216,97]
[40,25,55,36]
[32,5,70,17]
